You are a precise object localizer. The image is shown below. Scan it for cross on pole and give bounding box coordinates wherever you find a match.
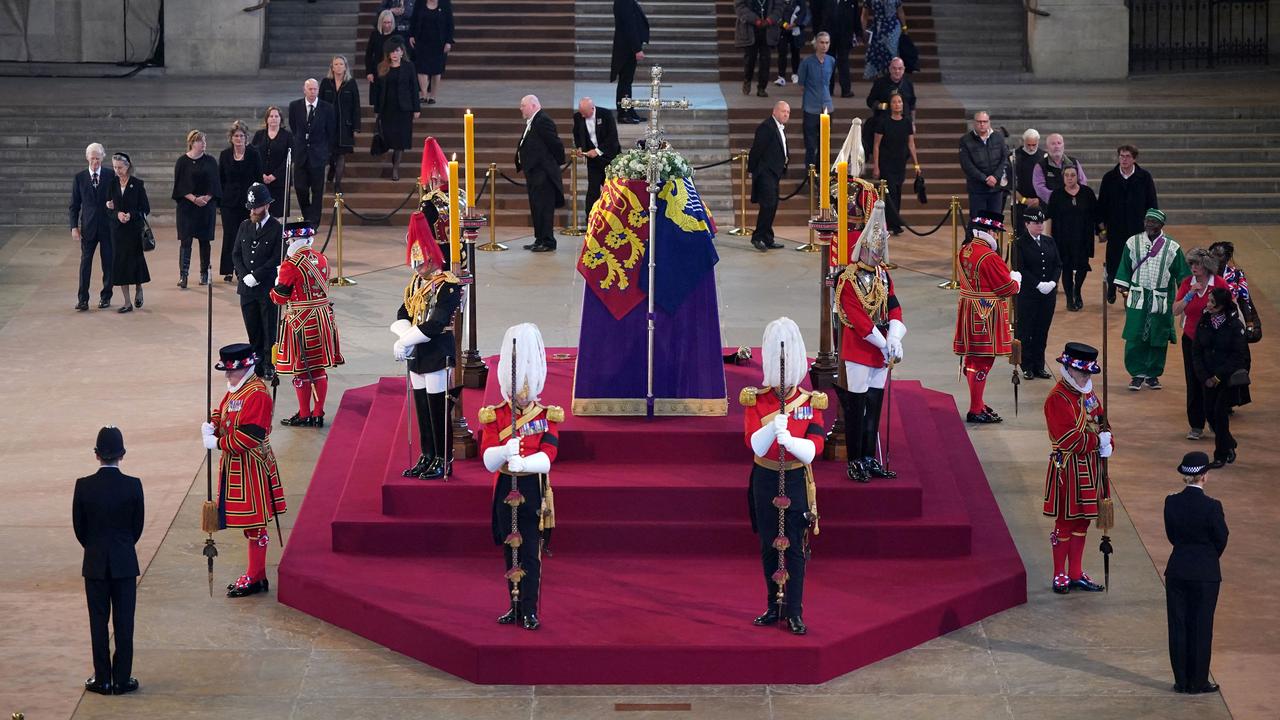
[618,66,695,418]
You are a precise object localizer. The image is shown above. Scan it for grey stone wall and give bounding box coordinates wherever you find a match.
[0,0,161,62]
[1027,0,1129,80]
[163,0,266,75]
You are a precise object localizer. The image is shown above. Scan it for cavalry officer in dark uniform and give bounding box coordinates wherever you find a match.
[479,323,562,631]
[1015,208,1061,379]
[233,183,284,377]
[741,317,827,635]
[74,426,143,696]
[391,208,462,480]
[1164,451,1228,695]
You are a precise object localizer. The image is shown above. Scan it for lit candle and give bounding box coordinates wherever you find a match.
[418,138,431,187]
[836,161,848,265]
[448,155,461,266]
[819,112,830,211]
[464,109,475,213]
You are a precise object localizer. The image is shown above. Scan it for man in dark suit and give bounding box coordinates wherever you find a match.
[1165,451,1228,695]
[827,0,861,99]
[572,97,622,227]
[69,142,116,311]
[288,78,338,225]
[1098,144,1158,302]
[234,183,285,376]
[516,95,566,253]
[73,426,144,696]
[611,0,649,124]
[748,101,790,251]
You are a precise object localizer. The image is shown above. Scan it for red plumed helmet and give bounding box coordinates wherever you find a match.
[419,137,450,190]
[406,211,445,269]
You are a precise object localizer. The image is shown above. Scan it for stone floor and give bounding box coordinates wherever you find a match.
[2,211,1271,719]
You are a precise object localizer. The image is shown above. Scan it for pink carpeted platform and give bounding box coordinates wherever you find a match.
[278,350,1026,684]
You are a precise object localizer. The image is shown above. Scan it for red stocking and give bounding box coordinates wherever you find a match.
[1051,519,1071,587]
[293,375,312,418]
[312,370,329,418]
[244,527,269,582]
[965,356,994,415]
[1067,519,1090,581]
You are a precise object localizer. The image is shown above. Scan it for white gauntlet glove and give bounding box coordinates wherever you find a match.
[504,438,522,458]
[1009,270,1023,288]
[243,273,259,288]
[506,455,527,473]
[1098,431,1113,458]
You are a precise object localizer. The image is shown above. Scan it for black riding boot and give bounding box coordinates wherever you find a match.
[861,387,897,478]
[840,389,869,482]
[403,388,434,477]
[421,390,453,479]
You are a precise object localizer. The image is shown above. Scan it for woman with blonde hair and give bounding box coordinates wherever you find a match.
[365,10,405,84]
[218,120,263,282]
[320,55,361,192]
[171,130,222,288]
[250,106,292,218]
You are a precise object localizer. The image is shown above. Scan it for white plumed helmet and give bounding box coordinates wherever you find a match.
[497,323,547,405]
[761,317,807,390]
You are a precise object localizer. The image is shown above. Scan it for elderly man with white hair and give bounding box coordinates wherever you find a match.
[1012,128,1046,230]
[287,78,337,225]
[69,142,116,311]
[1032,132,1087,205]
[515,94,566,252]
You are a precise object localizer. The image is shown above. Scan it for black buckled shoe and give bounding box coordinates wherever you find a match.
[862,457,897,479]
[497,608,518,625]
[311,413,325,428]
[786,616,807,635]
[753,608,780,626]
[85,677,113,695]
[419,456,451,480]
[1069,573,1105,592]
[521,613,540,630]
[280,413,311,427]
[983,405,1002,419]
[847,459,870,483]
[1052,574,1070,594]
[966,411,1002,424]
[113,677,140,695]
[402,454,431,478]
[226,577,269,598]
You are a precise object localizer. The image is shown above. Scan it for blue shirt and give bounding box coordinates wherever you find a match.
[797,54,834,114]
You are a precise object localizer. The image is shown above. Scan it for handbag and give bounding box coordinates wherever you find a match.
[141,215,156,252]
[913,173,928,204]
[1227,368,1251,387]
[898,33,921,73]
[370,118,388,157]
[1240,296,1263,343]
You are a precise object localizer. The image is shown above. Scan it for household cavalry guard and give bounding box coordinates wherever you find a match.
[270,221,344,427]
[740,317,827,636]
[478,323,561,631]
[391,209,462,480]
[828,118,879,270]
[199,343,286,598]
[953,210,1021,424]
[835,199,905,483]
[1042,342,1111,595]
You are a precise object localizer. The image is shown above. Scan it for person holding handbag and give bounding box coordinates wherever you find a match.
[106,153,151,314]
[371,38,421,181]
[1192,288,1248,468]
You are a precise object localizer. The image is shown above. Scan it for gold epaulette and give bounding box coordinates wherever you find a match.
[807,389,829,410]
[439,271,460,284]
[740,386,760,407]
[478,405,497,424]
[545,405,565,423]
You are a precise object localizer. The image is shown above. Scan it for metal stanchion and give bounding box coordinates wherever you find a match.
[877,178,897,269]
[938,195,961,289]
[478,164,508,251]
[328,193,357,286]
[728,150,753,236]
[795,164,820,252]
[558,151,585,236]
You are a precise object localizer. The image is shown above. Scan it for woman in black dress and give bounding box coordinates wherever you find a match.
[365,10,406,85]
[871,92,918,235]
[1193,287,1248,467]
[171,130,222,288]
[1045,165,1100,311]
[218,120,263,283]
[372,38,422,181]
[251,106,292,219]
[410,0,454,104]
[320,55,362,192]
[106,153,151,313]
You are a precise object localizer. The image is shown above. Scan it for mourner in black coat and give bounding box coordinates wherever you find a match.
[572,100,622,226]
[1192,289,1248,466]
[288,80,339,225]
[1097,146,1158,299]
[1014,210,1061,378]
[748,103,790,251]
[1164,451,1228,695]
[827,0,861,98]
[611,0,649,122]
[69,150,116,309]
[74,427,144,696]
[516,96,567,251]
[320,70,362,192]
[233,189,285,375]
[107,162,152,309]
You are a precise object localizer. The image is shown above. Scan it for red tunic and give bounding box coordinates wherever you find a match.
[953,241,1018,357]
[836,264,903,367]
[741,387,827,461]
[479,402,562,481]
[269,248,344,374]
[211,375,286,529]
[1041,379,1109,520]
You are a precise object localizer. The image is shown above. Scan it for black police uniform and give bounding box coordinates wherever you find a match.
[1014,221,1061,377]
[233,215,284,372]
[1164,474,1228,693]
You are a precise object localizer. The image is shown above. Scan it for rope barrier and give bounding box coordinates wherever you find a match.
[341,184,419,223]
[779,175,809,202]
[692,157,736,171]
[318,204,339,255]
[880,186,957,237]
[474,172,491,205]
[498,170,526,187]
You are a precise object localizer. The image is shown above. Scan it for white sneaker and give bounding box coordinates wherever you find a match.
[774,76,786,86]
[790,73,799,84]
[1186,428,1203,440]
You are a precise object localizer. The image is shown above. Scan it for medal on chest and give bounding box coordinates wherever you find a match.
[518,418,548,437]
[793,405,813,421]
[228,399,244,412]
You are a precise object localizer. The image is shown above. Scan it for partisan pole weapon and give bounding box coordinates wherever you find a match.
[503,338,524,622]
[201,266,218,597]
[773,341,789,623]
[1098,267,1114,591]
[270,149,294,407]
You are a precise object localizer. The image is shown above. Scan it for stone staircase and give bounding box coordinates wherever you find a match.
[265,0,361,77]
[985,105,1280,224]
[930,0,1029,82]
[575,0,721,83]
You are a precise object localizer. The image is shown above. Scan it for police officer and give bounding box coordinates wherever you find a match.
[232,182,284,377]
[1015,208,1061,379]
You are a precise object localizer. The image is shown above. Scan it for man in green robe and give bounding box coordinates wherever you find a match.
[1112,208,1190,390]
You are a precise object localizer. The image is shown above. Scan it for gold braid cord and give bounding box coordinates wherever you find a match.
[834,265,888,330]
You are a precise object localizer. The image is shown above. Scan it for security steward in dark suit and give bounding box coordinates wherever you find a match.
[233,183,285,377]
[288,78,338,225]
[611,0,649,123]
[1014,208,1061,379]
[70,145,116,310]
[572,97,622,226]
[1164,451,1228,695]
[516,94,567,253]
[749,101,790,252]
[73,426,144,696]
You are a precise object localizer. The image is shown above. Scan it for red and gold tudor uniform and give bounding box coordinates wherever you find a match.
[1042,343,1111,594]
[270,223,344,427]
[740,384,826,632]
[479,401,561,625]
[205,344,286,597]
[953,210,1020,422]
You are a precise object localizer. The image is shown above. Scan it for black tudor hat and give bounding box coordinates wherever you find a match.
[214,343,258,371]
[1056,341,1101,374]
[95,426,125,457]
[969,209,1005,234]
[283,220,315,240]
[1178,451,1211,475]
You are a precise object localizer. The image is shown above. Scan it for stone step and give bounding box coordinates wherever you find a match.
[576,69,723,82]
[995,118,1280,135]
[987,105,1280,120]
[267,26,357,41]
